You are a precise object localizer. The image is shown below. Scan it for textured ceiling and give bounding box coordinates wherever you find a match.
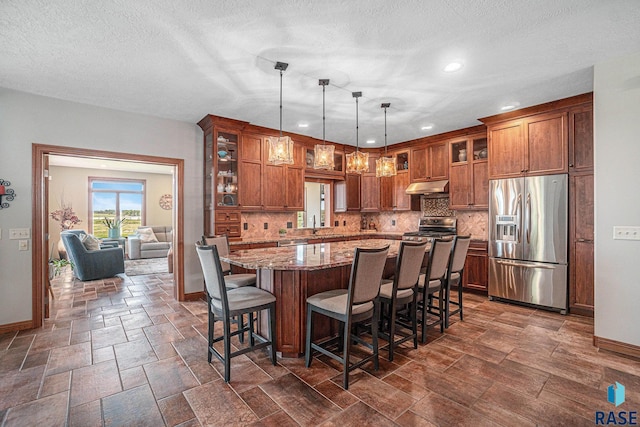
[1,0,639,147]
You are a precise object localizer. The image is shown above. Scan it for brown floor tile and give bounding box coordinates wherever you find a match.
[381,373,430,400]
[143,355,199,400]
[21,349,50,370]
[90,325,128,350]
[239,385,281,419]
[184,380,258,426]
[69,360,122,407]
[0,365,45,411]
[319,401,396,426]
[340,370,415,419]
[260,373,341,426]
[102,384,164,427]
[279,356,340,386]
[120,311,154,330]
[471,398,537,427]
[68,399,102,427]
[3,390,68,427]
[314,379,360,409]
[46,341,91,375]
[158,392,197,426]
[143,322,184,346]
[435,333,508,364]
[40,370,71,398]
[29,328,71,353]
[408,392,497,427]
[120,365,148,390]
[113,338,158,370]
[247,410,299,427]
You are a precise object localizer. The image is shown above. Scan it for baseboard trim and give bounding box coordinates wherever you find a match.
[0,320,34,334]
[594,336,640,360]
[183,291,205,302]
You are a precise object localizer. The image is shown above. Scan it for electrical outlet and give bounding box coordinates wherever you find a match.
[392,220,396,226]
[613,226,640,240]
[263,223,268,230]
[287,222,292,229]
[19,240,29,251]
[9,228,30,239]
[343,221,346,226]
[243,223,248,230]
[334,221,339,227]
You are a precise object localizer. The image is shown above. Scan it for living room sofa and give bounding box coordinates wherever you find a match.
[127,226,173,259]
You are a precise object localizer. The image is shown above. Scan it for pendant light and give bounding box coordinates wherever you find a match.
[345,91,369,174]
[267,61,294,165]
[375,103,397,178]
[313,79,335,170]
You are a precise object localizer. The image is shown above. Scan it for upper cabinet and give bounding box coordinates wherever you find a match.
[410,141,448,182]
[569,104,593,173]
[360,154,380,212]
[487,112,568,179]
[197,115,247,238]
[305,147,345,177]
[380,150,411,211]
[449,134,488,210]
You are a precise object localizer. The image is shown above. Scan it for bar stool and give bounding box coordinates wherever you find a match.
[378,240,428,361]
[416,238,455,343]
[305,245,389,390]
[445,235,471,328]
[195,243,276,383]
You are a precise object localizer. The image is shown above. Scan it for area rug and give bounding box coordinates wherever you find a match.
[124,257,170,276]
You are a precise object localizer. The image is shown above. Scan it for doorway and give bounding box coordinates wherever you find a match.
[32,144,185,328]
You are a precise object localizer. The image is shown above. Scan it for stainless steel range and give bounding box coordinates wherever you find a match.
[402,216,457,242]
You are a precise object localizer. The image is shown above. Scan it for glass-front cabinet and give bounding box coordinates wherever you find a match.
[198,115,246,238]
[449,134,488,210]
[305,147,345,176]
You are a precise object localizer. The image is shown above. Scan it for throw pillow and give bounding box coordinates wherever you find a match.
[81,234,102,251]
[137,227,159,243]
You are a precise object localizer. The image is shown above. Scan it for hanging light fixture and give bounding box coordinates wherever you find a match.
[313,79,335,170]
[376,103,397,178]
[345,91,369,174]
[267,61,294,165]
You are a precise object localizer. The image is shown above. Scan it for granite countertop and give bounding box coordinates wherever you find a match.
[229,231,405,246]
[221,239,406,271]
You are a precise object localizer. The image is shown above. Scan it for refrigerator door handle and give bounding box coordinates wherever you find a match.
[516,193,522,242]
[526,192,531,244]
[495,259,556,269]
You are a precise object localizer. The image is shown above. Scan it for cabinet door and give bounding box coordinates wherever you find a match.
[239,134,264,211]
[334,181,346,212]
[285,166,304,210]
[449,164,470,209]
[488,120,525,179]
[262,164,286,210]
[394,171,411,210]
[569,105,593,173]
[345,174,361,211]
[569,173,594,315]
[379,176,394,211]
[463,249,488,292]
[525,112,568,175]
[410,147,428,182]
[428,142,448,181]
[360,174,380,212]
[471,161,489,209]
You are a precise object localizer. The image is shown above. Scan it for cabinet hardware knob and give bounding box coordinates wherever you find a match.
[569,163,574,167]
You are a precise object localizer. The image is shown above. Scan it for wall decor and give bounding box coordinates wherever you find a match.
[159,193,172,210]
[0,179,16,209]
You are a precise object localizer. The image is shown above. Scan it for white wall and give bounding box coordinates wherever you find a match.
[594,52,640,346]
[0,88,203,326]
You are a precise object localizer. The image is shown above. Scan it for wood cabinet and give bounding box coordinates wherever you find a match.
[305,147,345,177]
[488,112,568,179]
[239,132,304,212]
[345,173,361,211]
[449,134,488,210]
[410,141,448,182]
[360,154,380,212]
[462,240,488,292]
[214,210,241,238]
[568,103,594,316]
[380,169,410,211]
[198,115,248,236]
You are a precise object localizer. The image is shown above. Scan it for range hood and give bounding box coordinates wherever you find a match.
[405,180,449,194]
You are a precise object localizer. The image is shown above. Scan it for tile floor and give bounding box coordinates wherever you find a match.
[1,269,639,426]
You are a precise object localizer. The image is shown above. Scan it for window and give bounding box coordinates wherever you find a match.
[299,180,331,229]
[89,178,145,237]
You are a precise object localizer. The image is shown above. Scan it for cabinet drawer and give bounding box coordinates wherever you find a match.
[215,211,241,222]
[215,224,241,237]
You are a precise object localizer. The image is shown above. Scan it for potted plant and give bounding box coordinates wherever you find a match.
[103,216,128,238]
[50,200,82,260]
[278,228,287,237]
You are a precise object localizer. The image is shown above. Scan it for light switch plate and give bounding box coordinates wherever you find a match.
[19,240,29,251]
[613,226,640,240]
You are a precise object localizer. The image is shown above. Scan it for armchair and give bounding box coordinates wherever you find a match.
[60,231,125,281]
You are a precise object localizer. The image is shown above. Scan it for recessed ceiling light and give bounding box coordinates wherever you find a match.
[100,164,107,168]
[366,139,376,144]
[443,62,463,72]
[298,123,309,128]
[501,102,520,111]
[421,125,434,131]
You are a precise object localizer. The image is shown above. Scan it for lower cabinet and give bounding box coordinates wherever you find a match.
[569,172,594,316]
[463,240,488,292]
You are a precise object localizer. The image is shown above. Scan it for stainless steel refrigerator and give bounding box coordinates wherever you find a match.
[488,174,568,313]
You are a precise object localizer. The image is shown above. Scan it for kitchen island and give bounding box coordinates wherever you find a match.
[220,239,402,357]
